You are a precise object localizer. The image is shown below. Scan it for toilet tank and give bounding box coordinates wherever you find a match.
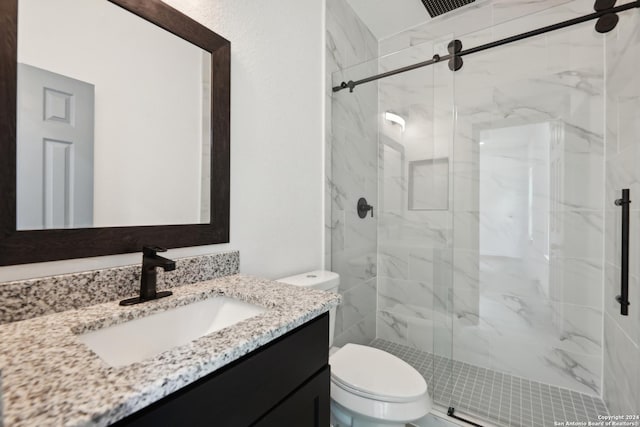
[277,270,339,347]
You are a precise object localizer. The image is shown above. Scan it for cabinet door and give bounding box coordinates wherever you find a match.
[113,313,329,427]
[254,366,330,427]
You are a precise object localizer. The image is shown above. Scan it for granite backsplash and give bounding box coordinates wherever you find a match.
[0,251,239,324]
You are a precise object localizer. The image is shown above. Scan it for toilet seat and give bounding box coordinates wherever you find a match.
[330,344,427,402]
[329,344,432,423]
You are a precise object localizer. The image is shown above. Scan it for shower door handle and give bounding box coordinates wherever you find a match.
[615,189,631,316]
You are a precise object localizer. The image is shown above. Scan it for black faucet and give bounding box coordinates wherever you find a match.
[120,246,176,306]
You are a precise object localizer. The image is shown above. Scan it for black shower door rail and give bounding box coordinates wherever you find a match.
[333,0,640,93]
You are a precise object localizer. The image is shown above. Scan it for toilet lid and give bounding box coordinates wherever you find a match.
[330,344,427,402]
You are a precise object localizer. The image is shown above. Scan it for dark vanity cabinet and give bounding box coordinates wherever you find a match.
[114,313,330,427]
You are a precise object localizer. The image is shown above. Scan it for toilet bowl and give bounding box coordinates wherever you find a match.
[277,271,432,427]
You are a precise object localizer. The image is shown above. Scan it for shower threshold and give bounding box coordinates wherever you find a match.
[370,339,609,427]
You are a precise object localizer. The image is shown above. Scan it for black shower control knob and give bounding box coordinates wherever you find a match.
[357,198,374,219]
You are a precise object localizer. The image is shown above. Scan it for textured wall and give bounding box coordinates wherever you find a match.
[326,0,379,347]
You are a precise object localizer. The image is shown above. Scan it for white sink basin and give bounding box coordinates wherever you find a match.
[78,296,266,367]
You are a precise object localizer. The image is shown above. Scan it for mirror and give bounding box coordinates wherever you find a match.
[0,0,230,265]
[17,0,211,229]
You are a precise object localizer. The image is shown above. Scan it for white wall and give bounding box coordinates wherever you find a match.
[0,0,325,281]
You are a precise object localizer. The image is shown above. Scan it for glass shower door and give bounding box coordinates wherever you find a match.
[376,38,456,412]
[330,28,457,409]
[446,8,606,425]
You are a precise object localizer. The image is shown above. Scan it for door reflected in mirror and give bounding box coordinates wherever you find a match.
[16,0,212,230]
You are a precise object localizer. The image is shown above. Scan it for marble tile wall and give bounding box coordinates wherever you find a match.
[374,0,610,397]
[603,6,640,416]
[326,0,379,347]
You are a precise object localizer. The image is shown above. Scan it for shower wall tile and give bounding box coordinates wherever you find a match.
[603,314,640,415]
[480,257,546,299]
[452,211,479,251]
[332,87,378,144]
[334,312,377,348]
[553,304,602,357]
[377,310,409,345]
[604,262,639,346]
[378,212,451,248]
[448,289,603,395]
[451,249,480,293]
[378,276,433,318]
[452,314,495,368]
[552,257,604,309]
[606,144,640,221]
[326,0,376,70]
[378,246,409,279]
[451,288,481,328]
[408,315,453,356]
[329,206,345,253]
[344,206,377,249]
[550,211,604,261]
[334,277,376,336]
[326,0,378,346]
[332,249,376,293]
[406,317,434,353]
[471,268,603,394]
[494,340,602,396]
[561,150,605,212]
[408,248,435,282]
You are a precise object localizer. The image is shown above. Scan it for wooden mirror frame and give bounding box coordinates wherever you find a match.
[0,0,230,266]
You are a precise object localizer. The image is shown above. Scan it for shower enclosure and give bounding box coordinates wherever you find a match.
[327,0,640,425]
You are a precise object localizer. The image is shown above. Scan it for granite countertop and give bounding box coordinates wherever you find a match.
[0,274,340,427]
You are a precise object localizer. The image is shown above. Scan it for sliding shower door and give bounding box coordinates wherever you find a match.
[376,38,456,406]
[329,29,457,403]
[446,6,606,421]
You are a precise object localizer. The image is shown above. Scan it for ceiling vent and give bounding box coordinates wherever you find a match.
[420,0,476,18]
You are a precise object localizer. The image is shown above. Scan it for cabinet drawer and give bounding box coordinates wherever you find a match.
[114,312,329,426]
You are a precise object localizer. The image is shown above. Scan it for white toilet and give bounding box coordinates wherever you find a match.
[277,270,432,427]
